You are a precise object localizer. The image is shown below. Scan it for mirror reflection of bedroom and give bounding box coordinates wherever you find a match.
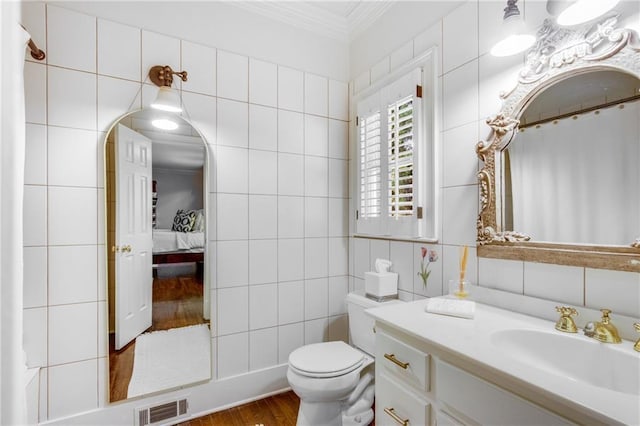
[106,109,211,402]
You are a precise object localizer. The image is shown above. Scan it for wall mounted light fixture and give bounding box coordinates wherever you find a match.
[490,0,536,57]
[149,65,188,113]
[547,0,620,26]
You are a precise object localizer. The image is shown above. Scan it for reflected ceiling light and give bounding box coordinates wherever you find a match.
[547,0,620,26]
[490,0,536,57]
[152,118,179,131]
[149,65,188,113]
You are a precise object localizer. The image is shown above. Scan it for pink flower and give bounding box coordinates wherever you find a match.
[417,246,438,288]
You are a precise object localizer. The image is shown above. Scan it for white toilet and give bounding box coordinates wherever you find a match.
[287,291,403,426]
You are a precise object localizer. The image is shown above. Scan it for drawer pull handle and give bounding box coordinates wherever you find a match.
[384,353,409,369]
[384,407,409,426]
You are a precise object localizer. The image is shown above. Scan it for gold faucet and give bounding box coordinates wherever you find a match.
[583,309,621,344]
[634,323,640,352]
[555,306,578,333]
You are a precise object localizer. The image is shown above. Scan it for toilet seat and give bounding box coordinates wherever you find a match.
[289,341,365,378]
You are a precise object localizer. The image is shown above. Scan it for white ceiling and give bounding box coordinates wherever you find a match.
[229,0,396,41]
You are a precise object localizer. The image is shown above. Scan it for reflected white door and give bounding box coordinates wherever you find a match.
[114,124,153,350]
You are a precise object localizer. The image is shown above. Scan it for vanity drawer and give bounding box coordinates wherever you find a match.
[376,373,431,426]
[376,329,430,392]
[435,359,573,425]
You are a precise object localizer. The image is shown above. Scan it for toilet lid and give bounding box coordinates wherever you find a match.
[289,341,365,378]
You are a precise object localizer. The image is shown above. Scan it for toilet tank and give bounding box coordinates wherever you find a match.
[346,291,403,356]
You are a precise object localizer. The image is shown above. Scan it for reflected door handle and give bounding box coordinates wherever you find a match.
[122,245,132,253]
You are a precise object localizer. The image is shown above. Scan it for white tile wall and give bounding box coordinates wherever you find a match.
[24,124,47,185]
[278,322,304,364]
[47,6,96,72]
[278,67,304,112]
[305,73,328,116]
[278,110,304,154]
[21,2,351,421]
[23,247,47,308]
[249,240,278,285]
[97,19,140,81]
[249,327,278,371]
[278,281,304,325]
[249,195,277,239]
[249,59,277,107]
[249,104,278,151]
[304,114,328,157]
[48,359,98,418]
[348,0,640,320]
[217,333,249,379]
[249,284,278,329]
[48,67,97,130]
[217,50,249,102]
[182,41,216,96]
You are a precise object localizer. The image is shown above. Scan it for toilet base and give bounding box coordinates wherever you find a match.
[295,402,374,426]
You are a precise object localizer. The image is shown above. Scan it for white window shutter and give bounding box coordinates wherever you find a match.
[356,67,426,238]
[385,68,422,236]
[356,91,383,235]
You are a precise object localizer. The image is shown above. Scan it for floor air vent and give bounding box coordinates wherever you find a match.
[136,397,189,426]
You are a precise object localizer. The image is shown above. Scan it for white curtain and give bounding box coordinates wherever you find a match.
[0,2,29,424]
[509,100,640,245]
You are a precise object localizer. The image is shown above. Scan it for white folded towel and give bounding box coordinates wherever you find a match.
[425,298,475,319]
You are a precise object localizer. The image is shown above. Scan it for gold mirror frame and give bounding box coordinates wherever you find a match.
[476,15,640,272]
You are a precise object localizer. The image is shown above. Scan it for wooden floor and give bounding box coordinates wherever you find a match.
[178,391,300,426]
[109,268,207,402]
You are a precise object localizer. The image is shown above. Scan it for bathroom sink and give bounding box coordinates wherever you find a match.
[491,329,640,395]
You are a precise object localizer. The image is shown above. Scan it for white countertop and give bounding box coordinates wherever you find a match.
[366,298,640,425]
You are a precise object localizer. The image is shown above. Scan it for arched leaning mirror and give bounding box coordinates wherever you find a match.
[476,15,640,272]
[105,109,211,402]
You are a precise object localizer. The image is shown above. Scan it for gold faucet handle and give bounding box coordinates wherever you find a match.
[555,306,578,333]
[556,306,578,316]
[634,323,640,352]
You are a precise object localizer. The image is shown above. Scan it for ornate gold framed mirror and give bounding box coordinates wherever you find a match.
[476,15,640,272]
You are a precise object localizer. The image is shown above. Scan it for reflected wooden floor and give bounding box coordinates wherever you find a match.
[109,268,207,402]
[178,391,300,426]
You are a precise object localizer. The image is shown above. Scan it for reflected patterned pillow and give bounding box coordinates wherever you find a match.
[172,209,196,232]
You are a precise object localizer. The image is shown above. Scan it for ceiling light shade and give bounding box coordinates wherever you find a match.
[151,86,182,113]
[490,0,536,57]
[152,118,179,131]
[550,0,620,26]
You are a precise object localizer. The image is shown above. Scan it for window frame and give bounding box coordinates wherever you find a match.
[354,48,440,241]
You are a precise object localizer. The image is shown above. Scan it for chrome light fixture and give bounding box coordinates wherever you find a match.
[547,0,620,26]
[490,0,536,57]
[149,65,188,113]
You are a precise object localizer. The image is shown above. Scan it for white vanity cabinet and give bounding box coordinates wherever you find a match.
[374,326,573,426]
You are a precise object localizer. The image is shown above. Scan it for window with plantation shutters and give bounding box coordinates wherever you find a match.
[387,95,414,219]
[355,55,438,240]
[359,111,382,220]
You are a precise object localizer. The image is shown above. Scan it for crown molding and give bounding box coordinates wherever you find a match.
[229,1,395,42]
[347,1,395,41]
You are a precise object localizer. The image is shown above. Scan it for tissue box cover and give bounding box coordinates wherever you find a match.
[365,272,398,298]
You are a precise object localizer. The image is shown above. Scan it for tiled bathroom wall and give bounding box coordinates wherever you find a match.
[348,1,640,319]
[21,3,349,420]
